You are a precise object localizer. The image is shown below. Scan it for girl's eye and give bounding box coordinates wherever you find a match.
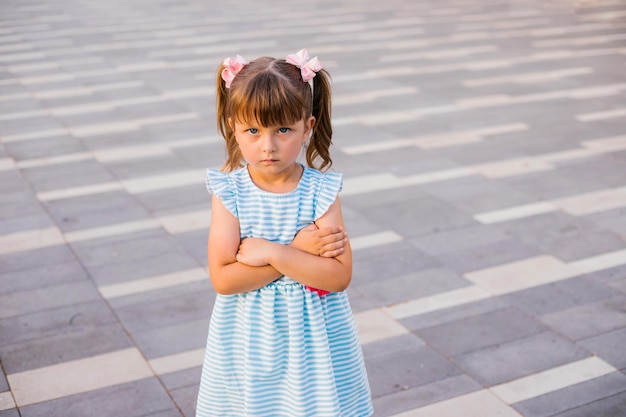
[247,128,258,134]
[278,127,290,134]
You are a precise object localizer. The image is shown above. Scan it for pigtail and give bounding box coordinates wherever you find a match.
[216,63,242,172]
[307,69,333,172]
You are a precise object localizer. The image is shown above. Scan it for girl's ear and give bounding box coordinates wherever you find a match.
[304,116,316,135]
[227,117,234,130]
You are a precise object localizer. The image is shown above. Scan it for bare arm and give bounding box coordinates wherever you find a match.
[236,197,352,292]
[207,195,282,294]
[208,195,349,294]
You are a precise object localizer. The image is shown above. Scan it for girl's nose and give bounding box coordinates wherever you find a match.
[261,134,276,153]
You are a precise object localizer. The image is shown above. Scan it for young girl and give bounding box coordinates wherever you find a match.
[196,49,373,417]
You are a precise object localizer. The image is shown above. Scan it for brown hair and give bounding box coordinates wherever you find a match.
[216,56,333,172]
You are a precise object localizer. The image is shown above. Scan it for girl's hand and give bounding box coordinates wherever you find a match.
[290,223,348,258]
[236,238,274,267]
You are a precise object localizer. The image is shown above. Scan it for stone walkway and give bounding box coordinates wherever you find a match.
[1,0,626,416]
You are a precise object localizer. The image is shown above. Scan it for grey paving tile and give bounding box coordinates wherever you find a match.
[114,292,213,335]
[71,232,187,269]
[0,280,101,319]
[78,129,156,151]
[0,261,87,296]
[0,213,54,234]
[579,329,626,371]
[105,154,188,180]
[108,279,213,310]
[351,244,440,287]
[431,238,542,274]
[170,229,209,266]
[169,384,198,417]
[0,116,64,137]
[4,134,86,160]
[342,184,431,211]
[540,295,626,341]
[0,409,20,417]
[133,185,208,213]
[44,191,154,232]
[416,307,547,357]
[513,372,626,417]
[0,324,132,374]
[159,367,202,392]
[365,345,462,398]
[362,333,425,360]
[359,194,477,238]
[453,331,590,386]
[0,369,8,391]
[409,223,510,256]
[495,212,626,262]
[345,287,377,313]
[419,175,539,213]
[18,378,179,417]
[357,267,468,307]
[20,160,117,192]
[400,295,510,332]
[0,300,118,346]
[0,245,77,274]
[502,276,621,317]
[548,390,626,417]
[371,375,481,417]
[611,278,626,296]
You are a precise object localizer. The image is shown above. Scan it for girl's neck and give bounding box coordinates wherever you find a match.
[247,163,303,193]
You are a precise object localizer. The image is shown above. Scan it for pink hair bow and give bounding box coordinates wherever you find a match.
[221,54,247,88]
[286,49,323,82]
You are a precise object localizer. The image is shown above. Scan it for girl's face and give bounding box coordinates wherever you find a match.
[231,116,315,179]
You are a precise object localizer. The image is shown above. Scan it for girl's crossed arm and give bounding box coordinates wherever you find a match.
[208,195,349,295]
[236,197,352,293]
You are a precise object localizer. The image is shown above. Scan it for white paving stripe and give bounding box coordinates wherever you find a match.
[98,268,208,299]
[490,356,616,404]
[462,67,593,86]
[149,348,206,375]
[0,391,16,412]
[8,348,154,407]
[576,107,626,122]
[474,202,559,224]
[0,227,65,255]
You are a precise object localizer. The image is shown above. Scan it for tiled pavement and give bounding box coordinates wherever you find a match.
[1,0,626,415]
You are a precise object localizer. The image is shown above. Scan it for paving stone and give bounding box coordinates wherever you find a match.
[0,370,8,392]
[71,232,187,269]
[539,296,626,341]
[159,367,203,392]
[133,185,208,213]
[342,184,432,210]
[0,300,118,347]
[0,213,55,234]
[452,331,590,386]
[419,175,539,213]
[611,278,626,296]
[360,195,477,238]
[18,378,178,417]
[416,307,547,357]
[78,129,156,151]
[169,384,198,417]
[357,267,468,307]
[362,333,425,360]
[0,324,132,374]
[0,410,20,417]
[579,328,626,371]
[431,238,543,274]
[549,390,626,417]
[114,291,214,335]
[20,160,117,192]
[513,372,626,417]
[371,375,481,417]
[366,345,462,399]
[502,276,621,317]
[495,212,626,262]
[410,223,510,256]
[0,245,77,274]
[0,280,101,319]
[351,244,440,287]
[0,261,88,296]
[539,296,626,340]
[107,279,213,310]
[3,134,86,160]
[400,295,510,332]
[86,251,202,286]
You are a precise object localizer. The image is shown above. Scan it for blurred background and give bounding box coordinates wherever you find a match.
[1,0,626,416]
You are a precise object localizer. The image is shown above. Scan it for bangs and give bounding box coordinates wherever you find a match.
[229,69,309,127]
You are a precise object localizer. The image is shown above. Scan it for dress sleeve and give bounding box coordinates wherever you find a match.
[206,168,238,218]
[314,172,343,220]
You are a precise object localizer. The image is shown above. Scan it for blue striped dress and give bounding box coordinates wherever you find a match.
[196,165,373,417]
